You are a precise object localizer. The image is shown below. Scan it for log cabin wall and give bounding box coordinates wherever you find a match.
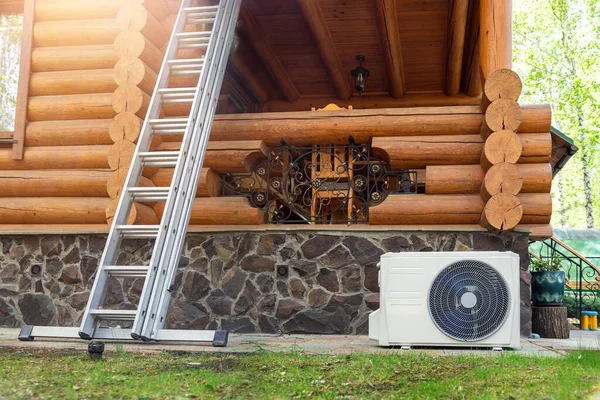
[0,0,553,240]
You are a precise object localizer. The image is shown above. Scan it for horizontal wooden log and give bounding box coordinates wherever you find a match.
[0,170,110,197]
[112,84,150,118]
[374,133,551,169]
[114,57,157,95]
[29,69,118,96]
[107,170,154,199]
[31,45,119,72]
[151,168,221,197]
[114,29,164,73]
[156,140,268,173]
[480,193,523,232]
[34,19,120,47]
[0,145,109,170]
[370,193,551,225]
[0,197,110,224]
[106,198,159,225]
[153,197,264,225]
[28,94,116,121]
[116,4,169,48]
[25,119,113,146]
[208,105,551,146]
[137,0,170,21]
[35,0,124,21]
[426,164,552,195]
[109,113,143,142]
[520,224,552,241]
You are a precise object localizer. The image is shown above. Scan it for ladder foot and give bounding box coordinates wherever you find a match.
[18,325,34,341]
[213,330,229,347]
[78,331,93,341]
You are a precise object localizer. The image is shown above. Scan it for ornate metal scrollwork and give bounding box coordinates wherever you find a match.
[220,142,417,224]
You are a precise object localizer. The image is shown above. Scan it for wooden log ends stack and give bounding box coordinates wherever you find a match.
[479,69,527,233]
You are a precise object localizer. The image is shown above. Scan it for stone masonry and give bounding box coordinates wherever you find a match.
[0,231,532,336]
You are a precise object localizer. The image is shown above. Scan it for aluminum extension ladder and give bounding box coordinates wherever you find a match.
[18,0,241,346]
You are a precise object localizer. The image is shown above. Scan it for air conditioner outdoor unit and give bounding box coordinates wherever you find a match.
[369,251,520,349]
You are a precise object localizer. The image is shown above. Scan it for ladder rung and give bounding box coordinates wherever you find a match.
[184,6,218,23]
[149,118,189,135]
[116,225,160,239]
[104,266,150,278]
[168,58,204,76]
[184,5,220,13]
[159,88,196,104]
[176,31,211,49]
[129,187,170,202]
[139,151,179,167]
[90,309,137,321]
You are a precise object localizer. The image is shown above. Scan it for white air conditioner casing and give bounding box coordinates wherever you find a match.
[369,251,520,349]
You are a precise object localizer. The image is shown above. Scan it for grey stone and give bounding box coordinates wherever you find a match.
[210,259,223,286]
[288,277,306,299]
[410,235,431,252]
[473,234,507,252]
[381,235,410,252]
[316,268,338,292]
[221,317,256,333]
[363,264,379,292]
[325,293,363,315]
[290,260,318,277]
[166,302,209,330]
[18,293,56,325]
[237,233,258,257]
[283,307,351,334]
[0,298,18,328]
[41,236,62,257]
[318,245,352,269]
[340,266,361,293]
[276,299,303,318]
[301,235,338,259]
[222,268,247,298]
[45,257,63,279]
[365,293,380,310]
[0,263,19,283]
[104,278,124,307]
[258,314,280,334]
[80,256,98,285]
[182,271,211,301]
[257,235,278,256]
[276,280,289,297]
[307,288,330,307]
[206,289,232,316]
[55,304,75,326]
[342,237,384,265]
[59,265,81,285]
[257,293,277,313]
[62,247,80,264]
[256,274,274,294]
[241,255,276,273]
[280,246,295,261]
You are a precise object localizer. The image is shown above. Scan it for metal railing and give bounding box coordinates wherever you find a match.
[530,236,600,319]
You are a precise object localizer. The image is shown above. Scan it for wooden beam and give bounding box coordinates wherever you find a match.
[445,0,469,96]
[374,0,405,98]
[0,0,23,14]
[480,0,512,79]
[295,0,352,100]
[461,0,482,96]
[238,5,299,102]
[11,0,33,159]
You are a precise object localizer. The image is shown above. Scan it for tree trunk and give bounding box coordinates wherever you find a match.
[532,306,570,339]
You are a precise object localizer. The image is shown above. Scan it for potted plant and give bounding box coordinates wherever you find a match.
[530,254,566,306]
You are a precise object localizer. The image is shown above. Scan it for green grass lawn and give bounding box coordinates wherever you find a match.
[0,348,599,399]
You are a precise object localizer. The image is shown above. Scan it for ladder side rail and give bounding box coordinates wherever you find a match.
[80,0,193,339]
[146,0,242,339]
[134,0,233,338]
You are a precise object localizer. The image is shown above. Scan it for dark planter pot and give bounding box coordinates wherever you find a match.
[531,270,565,306]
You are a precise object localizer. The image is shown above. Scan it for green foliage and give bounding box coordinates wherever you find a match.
[514,0,600,228]
[0,349,599,399]
[0,14,22,131]
[530,253,564,272]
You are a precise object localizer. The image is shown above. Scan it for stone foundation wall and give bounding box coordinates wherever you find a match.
[0,231,532,336]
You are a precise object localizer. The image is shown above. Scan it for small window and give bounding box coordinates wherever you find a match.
[0,13,23,132]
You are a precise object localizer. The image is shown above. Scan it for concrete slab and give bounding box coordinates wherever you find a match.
[1,328,597,357]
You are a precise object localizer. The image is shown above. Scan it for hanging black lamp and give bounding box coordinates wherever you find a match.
[351,55,370,95]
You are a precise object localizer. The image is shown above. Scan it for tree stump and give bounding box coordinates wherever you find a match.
[532,306,570,339]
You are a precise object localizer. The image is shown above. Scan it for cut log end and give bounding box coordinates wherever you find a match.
[483,69,522,104]
[109,112,142,142]
[481,162,523,201]
[481,98,522,138]
[482,130,523,169]
[107,139,136,171]
[480,193,523,232]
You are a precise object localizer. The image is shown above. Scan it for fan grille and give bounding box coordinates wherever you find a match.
[428,260,510,342]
